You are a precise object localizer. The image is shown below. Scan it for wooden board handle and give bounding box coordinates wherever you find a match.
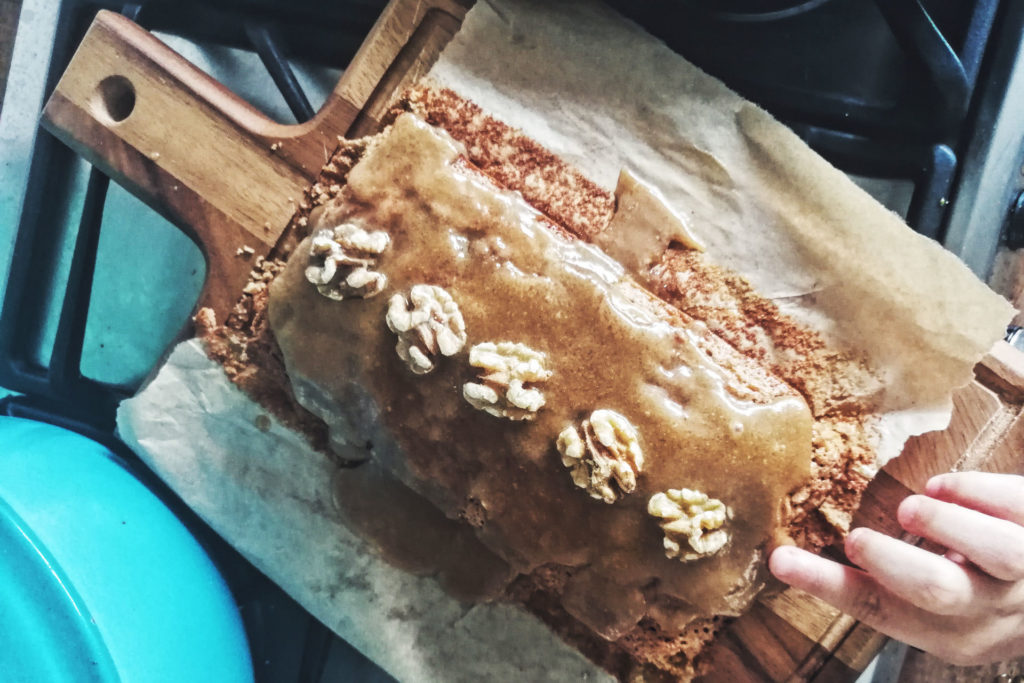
[39,2,468,321]
[40,11,315,317]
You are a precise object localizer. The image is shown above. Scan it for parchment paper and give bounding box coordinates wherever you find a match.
[117,0,1014,679]
[118,339,609,683]
[429,0,1014,461]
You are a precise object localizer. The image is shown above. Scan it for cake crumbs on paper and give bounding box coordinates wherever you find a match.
[194,113,365,452]
[193,307,217,336]
[197,255,328,450]
[270,141,283,152]
[236,245,256,258]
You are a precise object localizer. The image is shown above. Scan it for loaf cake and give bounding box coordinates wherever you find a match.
[197,81,887,680]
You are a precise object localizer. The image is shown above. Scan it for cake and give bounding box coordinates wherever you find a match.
[197,82,886,681]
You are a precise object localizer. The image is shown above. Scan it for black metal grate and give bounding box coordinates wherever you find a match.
[607,0,1003,240]
[0,0,387,431]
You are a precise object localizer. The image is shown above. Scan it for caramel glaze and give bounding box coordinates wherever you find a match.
[330,461,515,602]
[269,114,813,641]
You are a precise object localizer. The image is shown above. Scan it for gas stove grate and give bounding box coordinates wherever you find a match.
[0,2,394,681]
[0,0,385,430]
[608,0,1005,241]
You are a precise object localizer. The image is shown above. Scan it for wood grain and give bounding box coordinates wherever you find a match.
[976,340,1024,402]
[887,381,1002,492]
[40,2,470,322]
[989,246,1024,327]
[980,409,1024,476]
[759,589,842,644]
[724,602,817,680]
[347,6,466,137]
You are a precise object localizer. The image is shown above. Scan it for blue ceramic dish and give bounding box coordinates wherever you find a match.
[0,416,253,683]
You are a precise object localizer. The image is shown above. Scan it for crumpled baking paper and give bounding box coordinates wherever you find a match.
[118,0,1014,679]
[118,339,609,682]
[429,0,1014,463]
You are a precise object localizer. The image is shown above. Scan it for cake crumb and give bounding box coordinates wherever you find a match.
[197,255,328,452]
[193,307,217,336]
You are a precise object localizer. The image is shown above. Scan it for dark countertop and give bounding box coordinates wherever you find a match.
[0,0,22,115]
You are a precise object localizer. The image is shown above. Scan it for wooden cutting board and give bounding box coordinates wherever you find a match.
[39,3,1024,681]
[41,1,469,317]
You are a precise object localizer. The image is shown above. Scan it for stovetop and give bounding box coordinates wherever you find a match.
[1,2,395,681]
[5,0,1024,417]
[3,0,1024,680]
[607,0,1024,261]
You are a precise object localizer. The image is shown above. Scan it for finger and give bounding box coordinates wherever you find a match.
[899,495,1024,582]
[768,546,1023,665]
[844,527,1010,616]
[926,473,1024,526]
[945,550,968,565]
[769,545,939,645]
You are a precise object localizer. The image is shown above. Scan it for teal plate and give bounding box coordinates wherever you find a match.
[0,416,253,683]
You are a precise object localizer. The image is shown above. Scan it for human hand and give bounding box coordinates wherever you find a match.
[769,472,1024,665]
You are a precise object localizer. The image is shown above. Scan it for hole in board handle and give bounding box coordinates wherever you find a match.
[94,75,136,123]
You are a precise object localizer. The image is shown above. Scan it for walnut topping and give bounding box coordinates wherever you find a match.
[305,223,390,300]
[385,284,467,374]
[557,410,644,503]
[648,489,732,562]
[462,342,551,420]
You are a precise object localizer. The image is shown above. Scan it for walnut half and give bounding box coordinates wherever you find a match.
[648,488,732,562]
[385,285,467,375]
[462,342,552,420]
[557,410,644,504]
[305,223,390,300]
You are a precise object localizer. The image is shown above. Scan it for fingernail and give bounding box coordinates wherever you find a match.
[769,545,804,580]
[924,474,948,496]
[898,495,923,528]
[845,527,866,554]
